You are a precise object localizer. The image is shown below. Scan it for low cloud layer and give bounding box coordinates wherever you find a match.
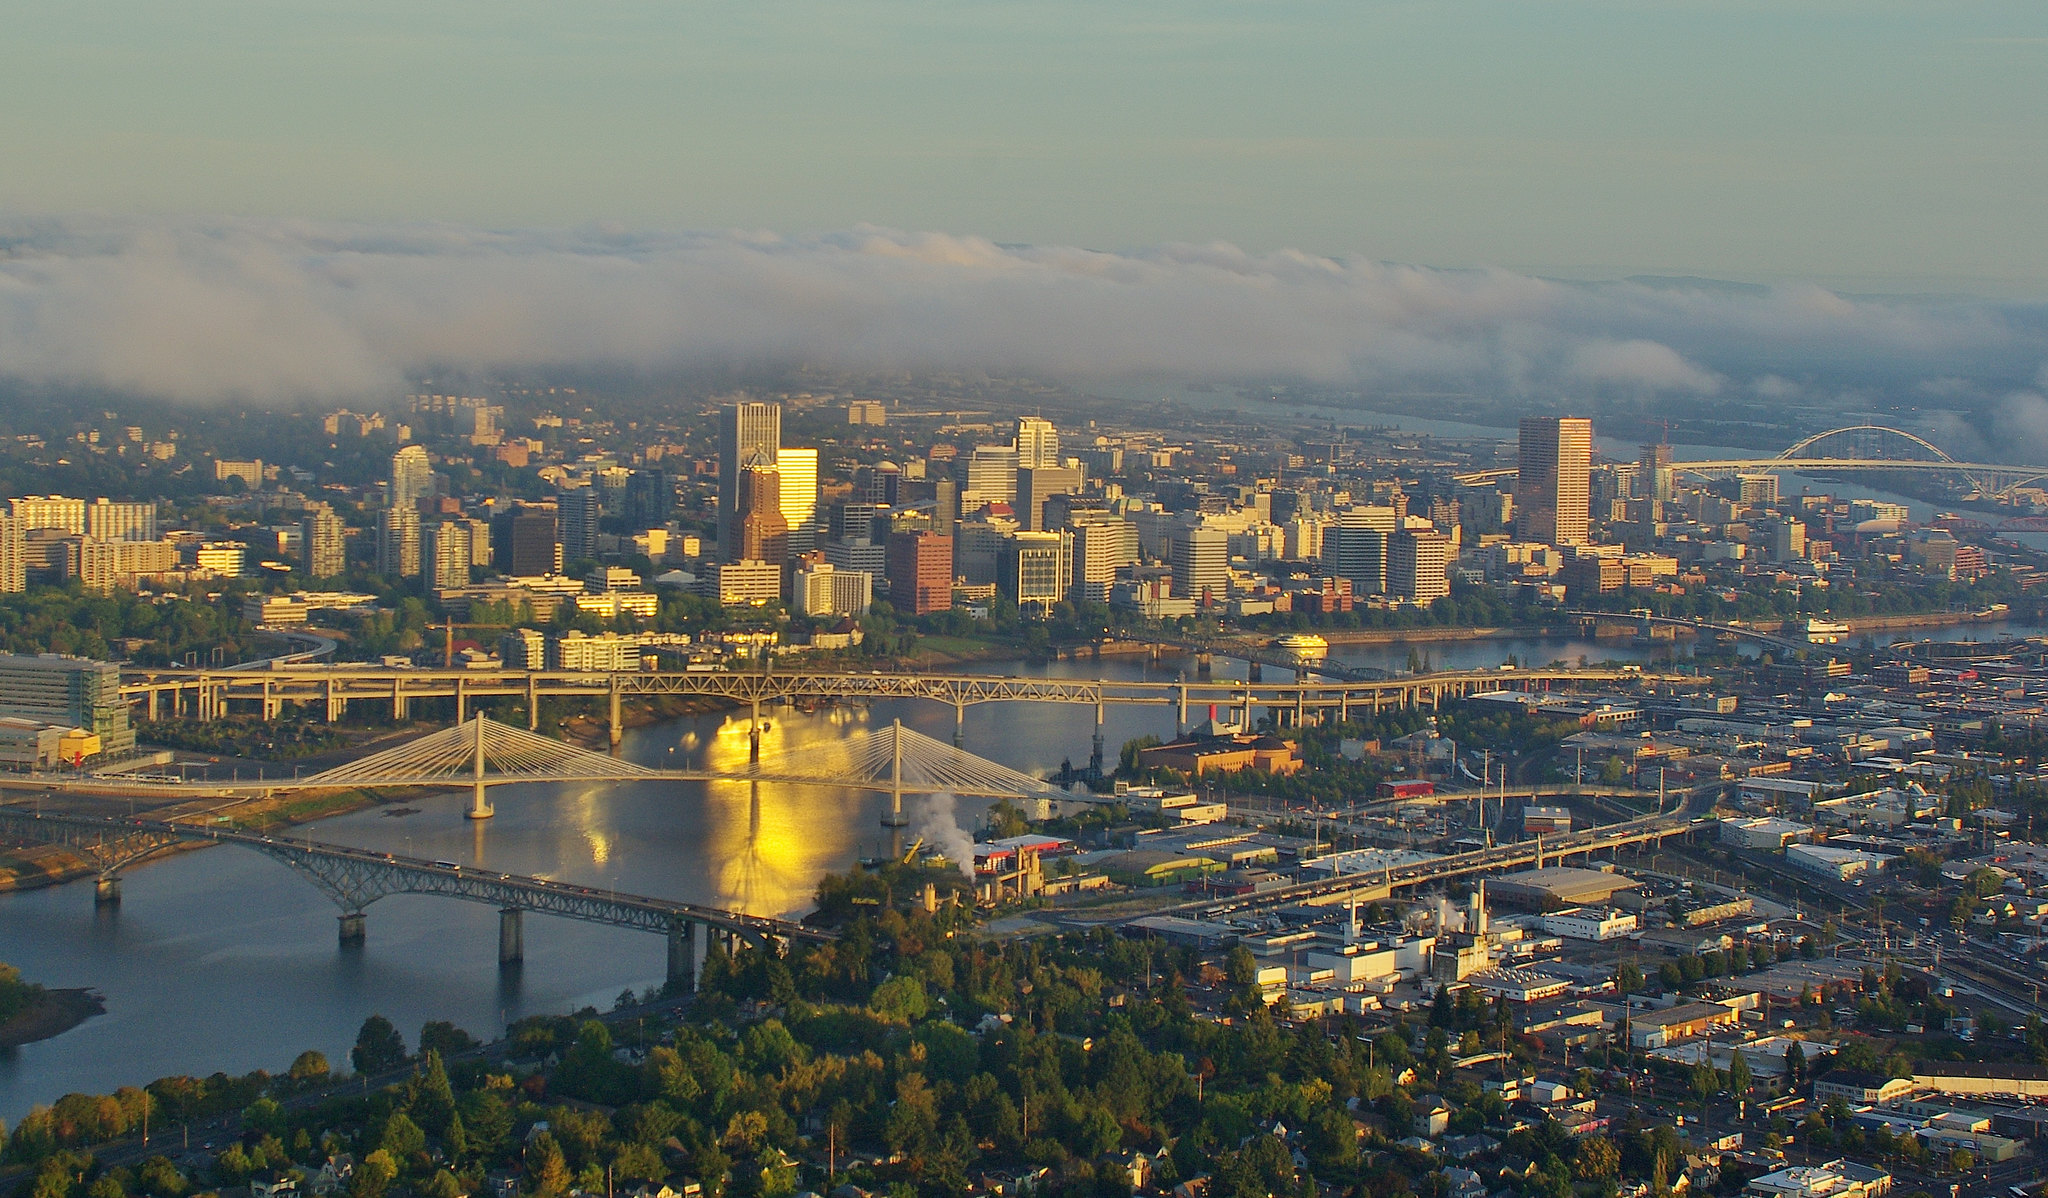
[0,216,2043,413]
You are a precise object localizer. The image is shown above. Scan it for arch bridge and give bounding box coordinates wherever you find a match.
[1455,424,2048,498]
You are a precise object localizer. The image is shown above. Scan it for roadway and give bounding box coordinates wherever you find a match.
[0,808,827,945]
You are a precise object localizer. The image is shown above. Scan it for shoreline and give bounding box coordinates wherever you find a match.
[0,988,105,1049]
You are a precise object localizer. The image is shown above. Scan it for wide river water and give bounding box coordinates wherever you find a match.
[0,620,2034,1117]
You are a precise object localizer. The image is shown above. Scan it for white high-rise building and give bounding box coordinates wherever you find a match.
[1014,417,1060,468]
[86,499,158,542]
[1389,527,1452,604]
[1172,525,1229,603]
[424,521,473,591]
[378,507,422,579]
[390,445,434,511]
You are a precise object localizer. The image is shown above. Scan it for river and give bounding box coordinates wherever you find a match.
[0,622,2034,1117]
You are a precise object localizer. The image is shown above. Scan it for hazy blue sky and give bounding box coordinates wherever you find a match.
[2,1,2043,294]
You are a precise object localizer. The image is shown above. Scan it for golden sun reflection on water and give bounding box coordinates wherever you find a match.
[692,706,874,918]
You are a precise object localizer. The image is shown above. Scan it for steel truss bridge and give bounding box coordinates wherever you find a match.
[0,808,827,985]
[1454,424,2048,498]
[119,664,1689,758]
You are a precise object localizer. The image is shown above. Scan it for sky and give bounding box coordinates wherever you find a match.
[3,0,2044,293]
[1,2,2046,423]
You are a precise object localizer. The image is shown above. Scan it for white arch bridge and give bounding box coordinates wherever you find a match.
[1455,424,2048,498]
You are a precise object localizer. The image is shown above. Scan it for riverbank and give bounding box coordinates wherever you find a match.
[0,987,104,1048]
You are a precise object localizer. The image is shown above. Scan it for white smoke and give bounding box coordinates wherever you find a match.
[0,214,2041,406]
[912,791,977,880]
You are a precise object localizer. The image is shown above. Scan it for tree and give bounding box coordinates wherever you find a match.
[287,1050,330,1083]
[524,1133,570,1198]
[1728,1051,1753,1102]
[348,1152,396,1198]
[1575,1136,1619,1181]
[418,1021,478,1059]
[351,1015,407,1074]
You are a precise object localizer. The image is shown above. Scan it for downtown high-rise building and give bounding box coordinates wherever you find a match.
[0,516,23,594]
[1389,527,1452,604]
[719,401,781,561]
[491,505,559,577]
[775,446,819,555]
[1322,505,1397,595]
[886,529,953,615]
[1639,441,1674,504]
[1172,525,1229,605]
[558,485,603,565]
[390,444,434,511]
[1014,416,1060,468]
[734,465,789,569]
[1516,416,1593,546]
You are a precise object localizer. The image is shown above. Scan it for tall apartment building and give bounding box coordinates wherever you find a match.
[424,522,474,591]
[1014,416,1060,468]
[9,496,86,534]
[718,401,781,561]
[622,468,672,529]
[1172,525,1229,604]
[885,530,952,615]
[0,517,24,594]
[301,503,348,579]
[1389,527,1452,604]
[378,507,422,579]
[1516,416,1594,546]
[85,499,157,542]
[0,653,135,756]
[62,537,176,594]
[390,444,434,511]
[558,485,603,564]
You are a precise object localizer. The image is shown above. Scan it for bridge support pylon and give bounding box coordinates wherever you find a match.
[94,875,120,905]
[666,918,697,991]
[499,908,523,966]
[466,713,494,819]
[338,911,366,945]
[608,680,623,748]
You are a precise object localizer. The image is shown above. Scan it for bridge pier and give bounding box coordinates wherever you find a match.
[666,918,697,991]
[1196,652,1212,676]
[145,688,159,722]
[392,679,407,722]
[1175,683,1188,735]
[749,697,762,760]
[527,674,540,730]
[456,680,467,724]
[1090,700,1105,775]
[338,911,366,945]
[499,908,523,966]
[1248,660,1262,682]
[262,678,280,721]
[608,680,623,748]
[325,676,344,723]
[94,875,120,905]
[953,702,965,747]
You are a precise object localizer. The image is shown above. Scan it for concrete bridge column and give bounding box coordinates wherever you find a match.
[262,678,280,721]
[1338,692,1350,725]
[145,688,159,722]
[456,679,467,724]
[953,701,965,747]
[666,918,697,991]
[338,911,366,944]
[526,674,539,730]
[608,678,623,748]
[1090,700,1105,775]
[749,696,762,761]
[325,676,343,723]
[94,875,120,905]
[499,908,523,966]
[1175,683,1188,735]
[392,678,407,721]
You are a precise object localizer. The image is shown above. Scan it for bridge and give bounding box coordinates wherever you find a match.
[1454,424,2048,499]
[0,808,828,987]
[1115,805,1711,925]
[1565,609,1815,654]
[36,715,1076,827]
[118,664,1696,763]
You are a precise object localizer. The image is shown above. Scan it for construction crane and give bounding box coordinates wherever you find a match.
[437,621,517,667]
[902,836,924,865]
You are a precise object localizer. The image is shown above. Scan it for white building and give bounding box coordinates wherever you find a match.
[1720,817,1813,850]
[795,563,874,618]
[1540,907,1637,941]
[1787,843,1895,881]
